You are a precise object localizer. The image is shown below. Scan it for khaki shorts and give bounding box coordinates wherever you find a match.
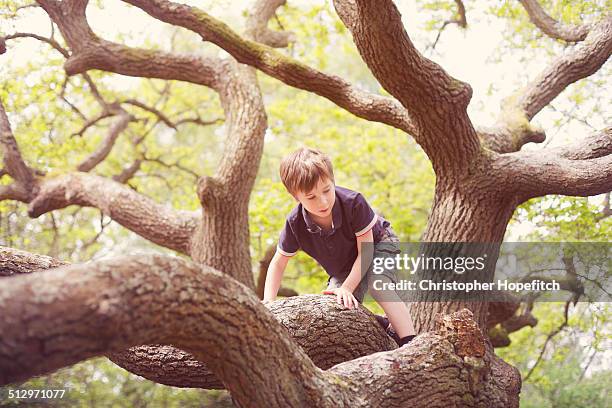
[325,226,401,303]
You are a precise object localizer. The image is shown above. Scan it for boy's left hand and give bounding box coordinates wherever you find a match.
[322,287,359,309]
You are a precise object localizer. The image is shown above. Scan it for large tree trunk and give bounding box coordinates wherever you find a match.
[190,64,267,289]
[411,179,519,333]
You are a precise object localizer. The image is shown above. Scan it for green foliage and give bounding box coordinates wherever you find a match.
[510,195,611,242]
[497,303,611,407]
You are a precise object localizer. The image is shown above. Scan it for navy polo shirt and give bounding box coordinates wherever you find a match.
[277,185,390,280]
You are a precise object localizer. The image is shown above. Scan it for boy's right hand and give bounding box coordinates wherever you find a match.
[322,287,359,310]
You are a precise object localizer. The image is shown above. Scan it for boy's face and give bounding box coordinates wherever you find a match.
[294,177,335,218]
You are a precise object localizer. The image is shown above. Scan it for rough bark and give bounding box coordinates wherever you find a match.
[492,127,612,199]
[27,173,198,255]
[0,255,353,407]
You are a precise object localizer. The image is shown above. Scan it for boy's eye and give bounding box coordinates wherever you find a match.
[323,189,330,193]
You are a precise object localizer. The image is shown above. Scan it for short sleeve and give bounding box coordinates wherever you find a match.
[352,193,377,236]
[277,219,299,256]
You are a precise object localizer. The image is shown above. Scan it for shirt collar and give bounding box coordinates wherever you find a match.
[301,192,343,234]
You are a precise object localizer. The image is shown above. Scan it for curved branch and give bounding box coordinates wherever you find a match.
[332,0,472,109]
[0,255,353,407]
[77,112,132,172]
[27,173,198,254]
[515,17,612,121]
[485,17,611,153]
[72,110,113,137]
[245,0,296,48]
[551,126,612,160]
[108,346,224,389]
[110,296,396,389]
[118,0,415,134]
[121,100,176,129]
[3,32,70,57]
[0,247,520,405]
[36,0,222,89]
[496,127,612,199]
[518,0,590,42]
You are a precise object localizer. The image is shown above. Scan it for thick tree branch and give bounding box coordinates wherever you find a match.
[332,0,472,110]
[0,255,354,407]
[518,0,590,42]
[76,112,132,172]
[483,17,611,153]
[332,0,480,170]
[0,248,519,405]
[513,17,612,121]
[27,173,198,254]
[329,309,519,407]
[0,246,396,389]
[495,127,612,199]
[117,0,415,134]
[36,0,222,89]
[550,126,612,160]
[478,124,546,154]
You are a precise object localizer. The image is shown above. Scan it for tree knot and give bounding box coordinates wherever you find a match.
[433,308,485,358]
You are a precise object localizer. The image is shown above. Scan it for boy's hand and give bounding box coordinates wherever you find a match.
[322,287,359,309]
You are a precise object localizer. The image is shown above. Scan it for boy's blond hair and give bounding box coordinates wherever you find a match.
[280,147,335,196]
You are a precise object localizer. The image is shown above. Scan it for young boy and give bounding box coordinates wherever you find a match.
[263,147,417,346]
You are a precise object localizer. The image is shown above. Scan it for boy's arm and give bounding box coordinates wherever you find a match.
[263,249,291,302]
[342,229,374,292]
[323,229,374,309]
